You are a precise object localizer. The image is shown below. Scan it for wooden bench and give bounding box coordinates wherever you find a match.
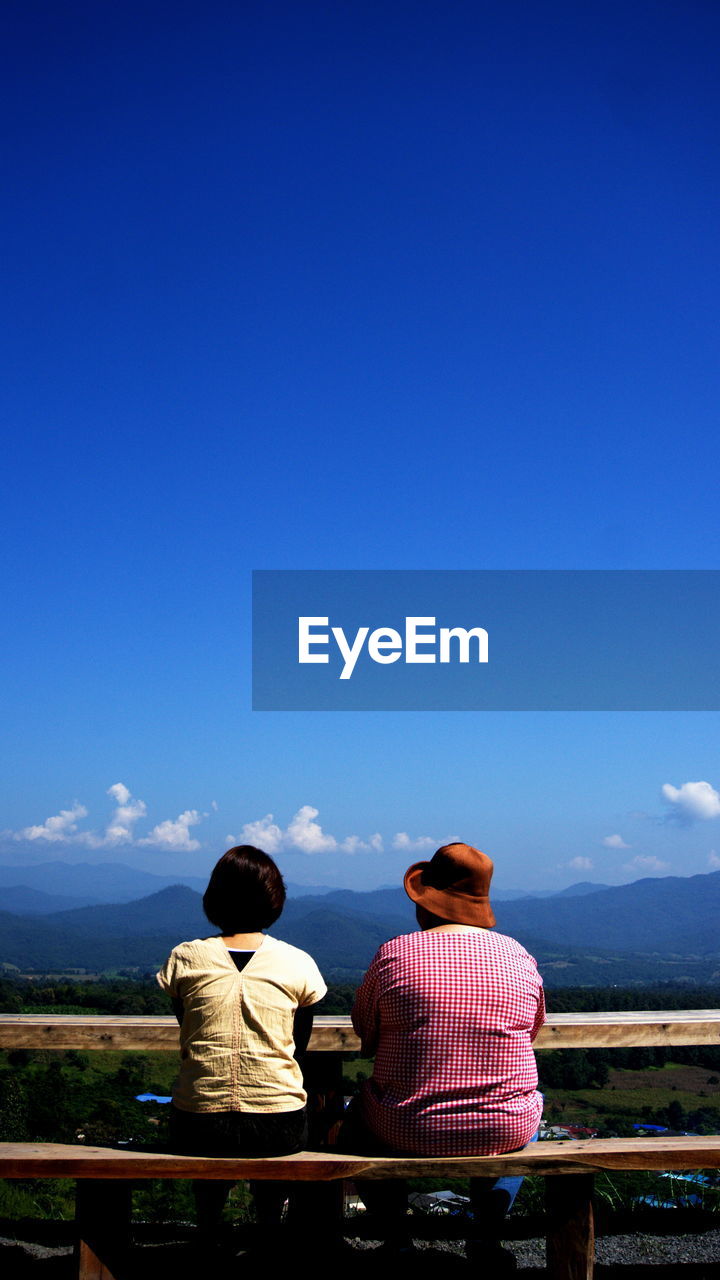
[2,1012,719,1276]
[3,1135,720,1280]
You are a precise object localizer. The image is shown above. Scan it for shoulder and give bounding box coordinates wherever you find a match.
[261,936,322,971]
[486,930,542,969]
[260,936,327,1003]
[162,936,224,974]
[376,929,421,952]
[156,936,223,993]
[168,936,222,962]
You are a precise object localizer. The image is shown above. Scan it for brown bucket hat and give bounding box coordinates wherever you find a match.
[403,842,496,927]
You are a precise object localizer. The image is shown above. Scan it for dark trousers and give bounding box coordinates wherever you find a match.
[168,1104,307,1232]
[339,1101,537,1248]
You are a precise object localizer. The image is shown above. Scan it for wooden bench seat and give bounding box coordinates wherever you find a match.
[3,1136,720,1279]
[2,1134,720,1178]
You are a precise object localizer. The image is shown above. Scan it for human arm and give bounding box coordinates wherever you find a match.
[157,950,184,1026]
[530,981,546,1042]
[351,952,382,1057]
[293,1004,315,1059]
[292,950,327,1059]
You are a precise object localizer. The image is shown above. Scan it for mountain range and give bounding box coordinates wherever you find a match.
[0,861,608,914]
[1,866,719,986]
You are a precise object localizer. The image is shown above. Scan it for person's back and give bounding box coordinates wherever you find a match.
[353,924,544,1155]
[157,844,326,1241]
[348,842,545,1267]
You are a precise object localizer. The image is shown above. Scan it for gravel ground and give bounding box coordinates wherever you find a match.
[3,1229,720,1276]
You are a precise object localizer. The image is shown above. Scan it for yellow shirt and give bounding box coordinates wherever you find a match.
[157,934,327,1113]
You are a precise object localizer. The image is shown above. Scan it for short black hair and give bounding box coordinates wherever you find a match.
[203,845,286,934]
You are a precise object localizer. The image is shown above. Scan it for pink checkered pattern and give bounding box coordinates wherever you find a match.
[352,929,545,1156]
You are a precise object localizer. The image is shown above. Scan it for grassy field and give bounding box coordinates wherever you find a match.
[542,1062,720,1132]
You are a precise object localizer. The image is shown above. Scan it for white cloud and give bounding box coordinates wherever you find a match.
[16,802,88,842]
[602,834,631,849]
[392,832,436,852]
[286,805,338,854]
[100,783,147,846]
[568,856,593,870]
[9,786,204,852]
[139,809,202,852]
[340,833,384,854]
[662,780,720,822]
[231,814,284,854]
[226,807,386,857]
[708,850,720,869]
[624,854,669,875]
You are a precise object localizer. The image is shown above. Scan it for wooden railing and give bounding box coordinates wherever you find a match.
[1,1009,719,1051]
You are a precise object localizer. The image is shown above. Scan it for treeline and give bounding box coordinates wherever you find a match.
[0,975,359,1016]
[2,975,720,1017]
[537,1043,720,1090]
[545,985,720,1012]
[0,975,170,1015]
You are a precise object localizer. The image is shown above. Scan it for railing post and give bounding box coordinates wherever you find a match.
[546,1173,595,1280]
[295,1048,346,1236]
[75,1179,132,1280]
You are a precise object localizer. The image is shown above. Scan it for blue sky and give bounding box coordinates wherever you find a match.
[2,1,720,891]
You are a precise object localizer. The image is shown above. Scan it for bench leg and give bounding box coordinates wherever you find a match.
[546,1174,595,1280]
[75,1180,132,1280]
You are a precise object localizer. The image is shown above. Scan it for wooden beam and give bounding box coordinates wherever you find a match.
[1,1136,720,1181]
[1,1010,719,1051]
[536,1009,720,1050]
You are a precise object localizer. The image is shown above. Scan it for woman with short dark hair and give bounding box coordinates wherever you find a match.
[157,844,326,1242]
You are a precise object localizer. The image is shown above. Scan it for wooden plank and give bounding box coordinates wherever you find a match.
[0,1015,181,1051]
[546,1174,594,1280]
[536,1009,720,1050]
[348,1136,720,1179]
[0,1143,369,1181]
[1,1010,719,1051]
[1,1136,720,1181]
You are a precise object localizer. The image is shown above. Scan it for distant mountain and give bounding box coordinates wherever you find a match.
[0,859,610,911]
[285,882,339,897]
[0,909,179,972]
[2,868,720,986]
[275,906,396,974]
[314,887,413,929]
[44,886,208,938]
[494,871,720,954]
[0,886,99,914]
[551,881,610,899]
[0,862,207,902]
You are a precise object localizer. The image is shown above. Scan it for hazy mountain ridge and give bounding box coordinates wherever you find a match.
[0,859,613,911]
[1,869,720,985]
[494,871,720,954]
[0,862,209,903]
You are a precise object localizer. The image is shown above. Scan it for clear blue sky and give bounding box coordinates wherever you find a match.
[2,1,720,891]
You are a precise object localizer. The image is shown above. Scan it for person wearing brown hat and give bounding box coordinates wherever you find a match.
[348,842,545,1266]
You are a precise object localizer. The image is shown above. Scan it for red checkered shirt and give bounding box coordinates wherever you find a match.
[352,928,545,1156]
